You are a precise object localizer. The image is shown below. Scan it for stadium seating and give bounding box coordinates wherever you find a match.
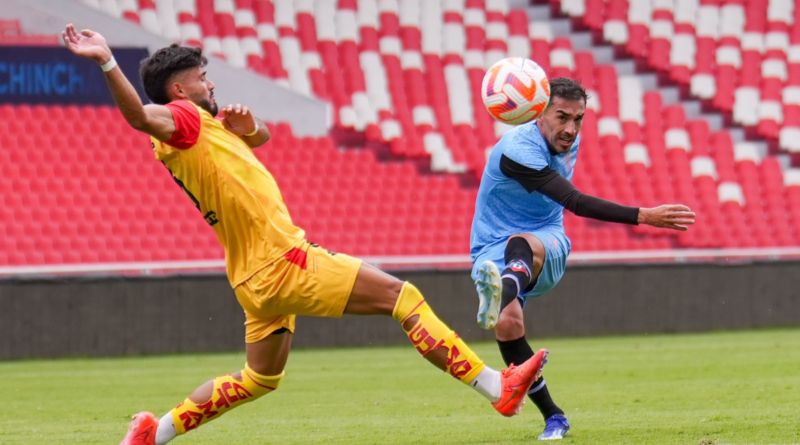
[3,0,800,267]
[0,103,484,265]
[3,98,799,267]
[80,0,569,175]
[0,20,59,45]
[548,0,800,154]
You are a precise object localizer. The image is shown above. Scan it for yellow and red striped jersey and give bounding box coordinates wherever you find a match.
[151,100,305,286]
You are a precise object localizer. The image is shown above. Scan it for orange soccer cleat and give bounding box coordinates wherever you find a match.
[492,349,549,417]
[119,412,159,445]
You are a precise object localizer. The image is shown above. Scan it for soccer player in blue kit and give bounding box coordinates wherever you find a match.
[470,78,696,440]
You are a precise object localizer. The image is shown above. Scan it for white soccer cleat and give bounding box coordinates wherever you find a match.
[475,260,503,330]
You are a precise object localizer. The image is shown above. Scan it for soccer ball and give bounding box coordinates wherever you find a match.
[481,57,550,125]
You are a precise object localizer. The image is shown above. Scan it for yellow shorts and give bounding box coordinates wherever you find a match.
[234,241,363,343]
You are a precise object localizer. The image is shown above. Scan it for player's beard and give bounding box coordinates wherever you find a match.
[192,93,218,116]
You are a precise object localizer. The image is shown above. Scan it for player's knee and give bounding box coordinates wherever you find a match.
[496,309,525,340]
[370,276,404,317]
[507,235,545,273]
[387,277,404,301]
[505,235,534,264]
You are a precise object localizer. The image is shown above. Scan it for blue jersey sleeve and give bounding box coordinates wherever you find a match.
[501,131,550,170]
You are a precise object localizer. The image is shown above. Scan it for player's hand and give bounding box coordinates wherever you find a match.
[638,205,696,231]
[220,104,257,136]
[62,24,112,65]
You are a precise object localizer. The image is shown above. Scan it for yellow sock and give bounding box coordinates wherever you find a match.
[393,282,485,383]
[171,364,283,435]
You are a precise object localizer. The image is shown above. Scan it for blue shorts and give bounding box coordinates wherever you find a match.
[471,228,571,306]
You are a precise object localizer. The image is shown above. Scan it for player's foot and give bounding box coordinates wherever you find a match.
[492,349,549,417]
[119,411,158,445]
[475,260,502,330]
[538,414,570,440]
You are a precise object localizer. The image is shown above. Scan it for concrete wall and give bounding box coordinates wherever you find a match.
[1,0,330,136]
[2,261,800,360]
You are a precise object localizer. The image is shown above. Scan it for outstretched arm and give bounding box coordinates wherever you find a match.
[61,24,176,141]
[500,155,695,231]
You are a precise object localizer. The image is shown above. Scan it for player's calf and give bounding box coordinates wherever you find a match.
[392,281,519,412]
[151,365,283,444]
[393,282,486,382]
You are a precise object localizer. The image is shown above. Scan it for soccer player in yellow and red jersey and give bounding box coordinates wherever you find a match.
[63,24,550,445]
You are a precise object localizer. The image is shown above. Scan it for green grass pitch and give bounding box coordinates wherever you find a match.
[1,329,799,445]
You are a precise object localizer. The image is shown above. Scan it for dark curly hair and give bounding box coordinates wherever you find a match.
[139,44,208,104]
[547,77,587,105]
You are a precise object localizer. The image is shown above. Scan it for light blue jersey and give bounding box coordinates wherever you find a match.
[469,121,580,299]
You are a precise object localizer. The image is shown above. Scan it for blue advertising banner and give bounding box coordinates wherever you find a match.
[0,46,149,105]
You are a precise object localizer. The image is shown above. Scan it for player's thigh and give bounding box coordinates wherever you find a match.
[246,328,293,376]
[344,261,403,316]
[508,232,547,279]
[521,230,570,299]
[238,242,363,320]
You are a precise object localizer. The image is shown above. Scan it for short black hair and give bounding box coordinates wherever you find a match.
[547,77,587,105]
[139,44,208,104]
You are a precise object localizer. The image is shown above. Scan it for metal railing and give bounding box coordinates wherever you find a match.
[2,247,800,277]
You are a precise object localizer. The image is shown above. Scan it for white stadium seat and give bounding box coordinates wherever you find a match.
[413,105,436,127]
[665,128,691,151]
[560,0,586,18]
[598,117,622,138]
[273,0,296,29]
[445,65,474,125]
[618,76,644,125]
[779,127,800,152]
[691,157,718,179]
[603,20,628,45]
[155,0,180,41]
[783,169,800,186]
[674,0,698,26]
[718,3,744,40]
[695,5,719,39]
[733,142,762,164]
[624,143,651,167]
[221,36,246,68]
[718,182,745,205]
[506,35,530,59]
[336,9,358,42]
[733,87,760,126]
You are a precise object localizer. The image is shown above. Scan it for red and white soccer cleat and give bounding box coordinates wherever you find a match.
[492,349,549,417]
[119,411,158,445]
